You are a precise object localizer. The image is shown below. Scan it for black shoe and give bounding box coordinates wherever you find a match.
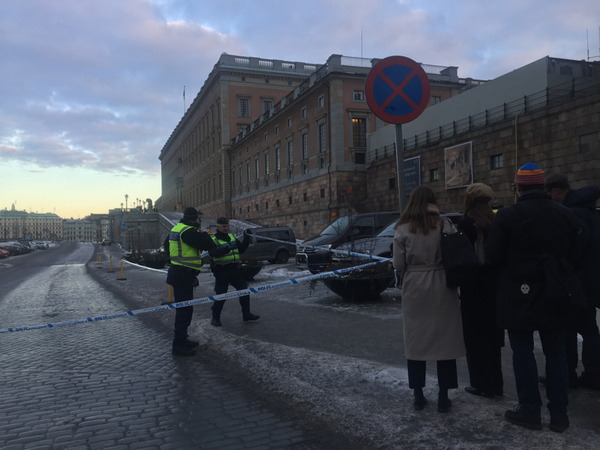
[504,405,542,430]
[579,372,600,390]
[182,339,199,348]
[437,398,451,413]
[243,313,260,322]
[414,397,428,411]
[211,318,222,327]
[538,376,546,385]
[464,386,494,398]
[549,417,570,433]
[172,346,196,356]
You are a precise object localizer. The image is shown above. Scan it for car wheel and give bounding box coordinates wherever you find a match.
[275,250,289,264]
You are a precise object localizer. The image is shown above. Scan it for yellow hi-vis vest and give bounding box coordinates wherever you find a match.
[169,223,203,271]
[211,234,240,265]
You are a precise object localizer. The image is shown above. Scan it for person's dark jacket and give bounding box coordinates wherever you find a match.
[457,216,503,345]
[485,189,580,331]
[562,186,600,307]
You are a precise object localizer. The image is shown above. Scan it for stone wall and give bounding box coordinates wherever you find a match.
[366,87,600,213]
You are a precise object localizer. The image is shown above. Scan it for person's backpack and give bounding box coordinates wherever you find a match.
[440,218,479,287]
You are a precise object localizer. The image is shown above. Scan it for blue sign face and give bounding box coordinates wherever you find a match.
[120,222,126,232]
[365,56,431,125]
[373,65,424,116]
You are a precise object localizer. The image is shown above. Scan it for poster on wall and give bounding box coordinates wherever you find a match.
[445,141,473,189]
[404,156,421,194]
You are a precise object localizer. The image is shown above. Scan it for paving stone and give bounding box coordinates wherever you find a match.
[0,253,331,450]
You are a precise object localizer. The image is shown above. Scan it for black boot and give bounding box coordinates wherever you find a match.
[172,342,196,356]
[437,389,451,413]
[413,388,427,411]
[243,313,260,322]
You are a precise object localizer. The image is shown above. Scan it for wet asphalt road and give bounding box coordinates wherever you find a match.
[0,243,347,450]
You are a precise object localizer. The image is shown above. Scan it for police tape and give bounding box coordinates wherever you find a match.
[232,234,392,262]
[0,258,390,333]
[121,259,167,273]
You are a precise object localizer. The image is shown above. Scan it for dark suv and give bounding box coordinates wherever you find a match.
[296,212,400,273]
[241,226,297,264]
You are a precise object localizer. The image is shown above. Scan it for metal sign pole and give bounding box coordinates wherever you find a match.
[395,124,406,213]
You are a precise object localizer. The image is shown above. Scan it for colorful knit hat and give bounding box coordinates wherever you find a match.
[514,162,545,185]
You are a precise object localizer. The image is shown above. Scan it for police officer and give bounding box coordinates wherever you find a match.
[165,207,223,356]
[210,217,260,326]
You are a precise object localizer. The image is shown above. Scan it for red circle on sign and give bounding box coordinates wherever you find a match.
[365,56,431,124]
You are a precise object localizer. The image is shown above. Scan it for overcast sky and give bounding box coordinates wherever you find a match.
[1,0,599,219]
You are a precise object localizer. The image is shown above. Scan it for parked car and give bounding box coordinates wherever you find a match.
[0,246,9,258]
[18,240,37,251]
[3,242,28,254]
[241,226,297,264]
[34,240,49,249]
[296,212,400,273]
[101,238,111,246]
[332,211,463,265]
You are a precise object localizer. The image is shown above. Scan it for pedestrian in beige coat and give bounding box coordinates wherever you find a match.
[393,185,466,413]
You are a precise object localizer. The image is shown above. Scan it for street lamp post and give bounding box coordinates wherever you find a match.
[125,194,129,212]
[137,222,141,254]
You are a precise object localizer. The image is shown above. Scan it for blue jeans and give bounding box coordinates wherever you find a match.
[508,329,569,421]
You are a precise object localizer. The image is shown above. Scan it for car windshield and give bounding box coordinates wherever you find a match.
[319,216,352,236]
[378,221,397,238]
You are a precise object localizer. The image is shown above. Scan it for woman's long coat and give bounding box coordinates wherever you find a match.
[393,219,466,361]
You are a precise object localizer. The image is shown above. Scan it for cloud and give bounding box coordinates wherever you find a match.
[0,0,244,175]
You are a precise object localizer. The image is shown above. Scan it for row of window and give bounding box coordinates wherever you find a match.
[235,188,328,215]
[231,123,329,190]
[238,90,365,118]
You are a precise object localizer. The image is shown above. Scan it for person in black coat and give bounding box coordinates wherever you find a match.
[546,173,600,389]
[457,183,504,399]
[486,162,581,433]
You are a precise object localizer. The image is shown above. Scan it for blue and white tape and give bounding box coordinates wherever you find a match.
[0,258,389,333]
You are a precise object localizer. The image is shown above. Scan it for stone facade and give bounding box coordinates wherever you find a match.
[365,79,600,213]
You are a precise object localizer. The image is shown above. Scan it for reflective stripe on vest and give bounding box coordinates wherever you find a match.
[211,234,240,265]
[169,223,203,270]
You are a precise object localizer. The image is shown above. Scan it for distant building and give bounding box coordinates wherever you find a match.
[0,205,62,240]
[63,219,97,243]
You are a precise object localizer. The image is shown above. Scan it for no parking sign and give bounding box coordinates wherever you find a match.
[365,56,430,124]
[365,56,430,211]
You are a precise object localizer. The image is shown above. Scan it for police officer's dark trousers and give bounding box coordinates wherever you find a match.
[211,264,250,319]
[167,265,197,347]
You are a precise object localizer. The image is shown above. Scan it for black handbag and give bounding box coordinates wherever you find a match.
[440,218,479,287]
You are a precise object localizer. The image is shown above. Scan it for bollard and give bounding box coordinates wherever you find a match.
[116,261,127,281]
[161,285,173,306]
[97,255,102,269]
[107,255,115,273]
